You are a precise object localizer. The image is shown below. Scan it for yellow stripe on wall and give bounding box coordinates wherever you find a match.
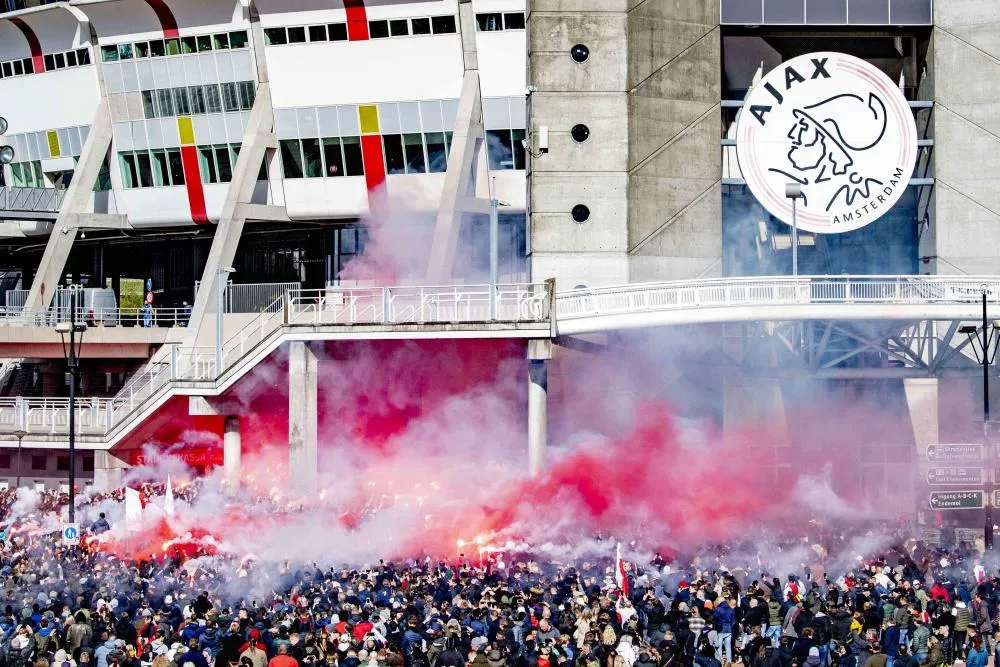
[358,105,379,135]
[177,117,195,146]
[47,130,60,158]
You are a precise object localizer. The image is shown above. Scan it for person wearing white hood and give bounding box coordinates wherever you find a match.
[53,649,77,667]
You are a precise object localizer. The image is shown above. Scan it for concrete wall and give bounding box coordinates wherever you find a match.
[527,0,720,288]
[930,1,1000,275]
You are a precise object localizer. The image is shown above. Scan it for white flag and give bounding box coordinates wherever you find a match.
[165,476,175,517]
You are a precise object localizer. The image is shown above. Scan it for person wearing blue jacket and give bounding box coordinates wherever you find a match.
[966,636,989,667]
[713,599,736,665]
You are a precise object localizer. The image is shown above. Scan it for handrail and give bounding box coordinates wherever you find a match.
[0,186,66,212]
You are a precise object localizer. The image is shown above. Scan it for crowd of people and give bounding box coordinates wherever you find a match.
[0,489,993,667]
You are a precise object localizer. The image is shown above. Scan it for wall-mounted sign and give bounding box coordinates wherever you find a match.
[736,52,917,234]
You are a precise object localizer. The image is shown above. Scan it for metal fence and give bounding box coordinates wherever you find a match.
[193,282,300,313]
[0,187,66,212]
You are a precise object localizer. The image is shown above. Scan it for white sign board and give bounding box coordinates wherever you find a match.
[61,523,79,546]
[736,52,917,234]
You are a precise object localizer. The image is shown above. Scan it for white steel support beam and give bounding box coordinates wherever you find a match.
[23,100,112,310]
[288,341,318,493]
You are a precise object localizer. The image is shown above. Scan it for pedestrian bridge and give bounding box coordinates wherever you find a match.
[1,275,998,448]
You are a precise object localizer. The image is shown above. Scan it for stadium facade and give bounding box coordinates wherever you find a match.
[0,0,996,514]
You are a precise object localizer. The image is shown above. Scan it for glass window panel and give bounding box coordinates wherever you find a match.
[79,48,91,65]
[166,38,181,56]
[432,16,457,34]
[279,139,304,179]
[338,106,360,135]
[849,0,890,23]
[287,26,307,43]
[890,0,932,23]
[399,101,422,133]
[721,0,764,23]
[328,23,348,41]
[102,45,119,62]
[302,138,322,178]
[763,0,804,22]
[504,12,525,29]
[197,35,213,52]
[411,17,431,35]
[378,103,401,134]
[509,97,527,129]
[341,136,364,176]
[199,146,218,183]
[13,60,23,76]
[404,133,426,174]
[204,84,222,113]
[189,86,206,114]
[182,36,198,54]
[239,81,255,110]
[66,51,78,67]
[167,149,184,185]
[512,129,526,170]
[486,129,514,170]
[318,107,340,136]
[309,25,327,42]
[390,19,409,36]
[149,39,166,57]
[151,150,169,186]
[24,59,33,75]
[230,31,249,49]
[382,134,404,174]
[477,13,502,31]
[156,89,175,117]
[214,33,230,50]
[1,63,11,78]
[119,152,137,188]
[482,97,511,130]
[221,82,240,112]
[44,54,55,71]
[322,138,344,177]
[10,164,22,188]
[118,43,134,60]
[53,52,65,68]
[215,145,233,182]
[136,151,153,187]
[369,20,389,38]
[425,132,447,173]
[806,0,846,22]
[142,90,157,117]
[174,88,191,116]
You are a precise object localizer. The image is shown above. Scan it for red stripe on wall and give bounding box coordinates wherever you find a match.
[344,0,369,41]
[180,145,210,224]
[360,135,386,193]
[143,0,180,39]
[9,18,45,74]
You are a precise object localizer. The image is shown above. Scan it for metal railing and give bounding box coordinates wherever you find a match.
[4,289,26,309]
[193,281,300,313]
[0,306,190,327]
[0,186,66,212]
[556,275,1000,320]
[0,283,551,435]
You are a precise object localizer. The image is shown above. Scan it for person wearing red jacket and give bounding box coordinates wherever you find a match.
[352,613,374,643]
[929,582,951,603]
[268,644,298,667]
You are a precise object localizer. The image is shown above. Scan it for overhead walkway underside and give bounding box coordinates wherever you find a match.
[1,275,998,448]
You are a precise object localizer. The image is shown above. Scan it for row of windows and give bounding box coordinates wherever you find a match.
[9,161,43,189]
[263,15,457,45]
[475,12,526,31]
[101,31,250,62]
[120,144,265,188]
[42,48,92,73]
[7,124,89,163]
[278,132,454,180]
[141,81,256,119]
[485,129,527,171]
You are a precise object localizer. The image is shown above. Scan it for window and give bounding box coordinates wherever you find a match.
[168,149,185,185]
[101,45,118,62]
[382,135,404,174]
[404,133,426,174]
[230,31,249,49]
[215,145,233,182]
[328,23,348,41]
[214,33,230,50]
[486,129,515,170]
[342,136,364,176]
[22,58,33,75]
[302,138,322,178]
[512,129,526,169]
[118,43,134,60]
[166,38,181,56]
[56,456,69,472]
[136,151,153,187]
[280,139,303,179]
[199,146,219,183]
[136,41,151,58]
[390,19,409,36]
[78,48,91,65]
[53,52,65,69]
[82,456,94,473]
[120,152,139,188]
[66,51,78,67]
[197,35,213,52]
[31,455,46,471]
[323,138,344,177]
[151,150,170,186]
[44,54,55,70]
[174,87,191,115]
[264,27,287,45]
[239,81,256,110]
[287,26,307,43]
[189,86,207,115]
[432,15,457,34]
[477,13,502,31]
[1,63,11,78]
[13,60,23,76]
[94,155,112,192]
[369,20,389,38]
[411,17,431,35]
[150,39,166,57]
[221,82,240,112]
[504,12,526,29]
[204,84,222,113]
[182,36,198,54]
[156,88,175,117]
[309,25,327,42]
[426,132,447,173]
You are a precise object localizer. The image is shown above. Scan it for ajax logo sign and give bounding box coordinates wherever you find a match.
[736,52,917,234]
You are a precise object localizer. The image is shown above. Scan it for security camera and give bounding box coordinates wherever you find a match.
[538,126,549,154]
[525,85,537,95]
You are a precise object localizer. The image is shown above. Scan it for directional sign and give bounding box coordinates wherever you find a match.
[61,523,79,546]
[927,444,983,462]
[929,490,984,510]
[927,467,984,485]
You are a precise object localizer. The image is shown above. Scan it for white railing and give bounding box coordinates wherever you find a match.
[556,276,1000,320]
[193,281,300,313]
[0,306,190,327]
[0,186,66,212]
[0,283,551,436]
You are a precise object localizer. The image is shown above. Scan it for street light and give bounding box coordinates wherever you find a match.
[11,429,26,489]
[55,287,87,524]
[216,267,236,377]
[959,285,1000,550]
[785,183,803,277]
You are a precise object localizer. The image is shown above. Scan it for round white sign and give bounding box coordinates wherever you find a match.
[736,52,917,234]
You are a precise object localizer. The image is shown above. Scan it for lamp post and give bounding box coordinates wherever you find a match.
[55,286,87,524]
[959,285,999,550]
[11,429,26,489]
[785,183,804,277]
[215,267,235,377]
[488,177,510,321]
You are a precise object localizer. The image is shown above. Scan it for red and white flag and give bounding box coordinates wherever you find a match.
[615,542,630,598]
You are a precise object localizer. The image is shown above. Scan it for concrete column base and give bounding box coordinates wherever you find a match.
[92,450,129,492]
[223,415,241,493]
[288,341,318,493]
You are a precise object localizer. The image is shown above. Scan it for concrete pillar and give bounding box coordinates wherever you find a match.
[92,450,129,492]
[288,341,318,492]
[528,340,552,477]
[223,415,241,492]
[904,378,939,458]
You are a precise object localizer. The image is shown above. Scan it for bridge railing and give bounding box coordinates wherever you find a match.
[0,187,66,212]
[0,306,189,327]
